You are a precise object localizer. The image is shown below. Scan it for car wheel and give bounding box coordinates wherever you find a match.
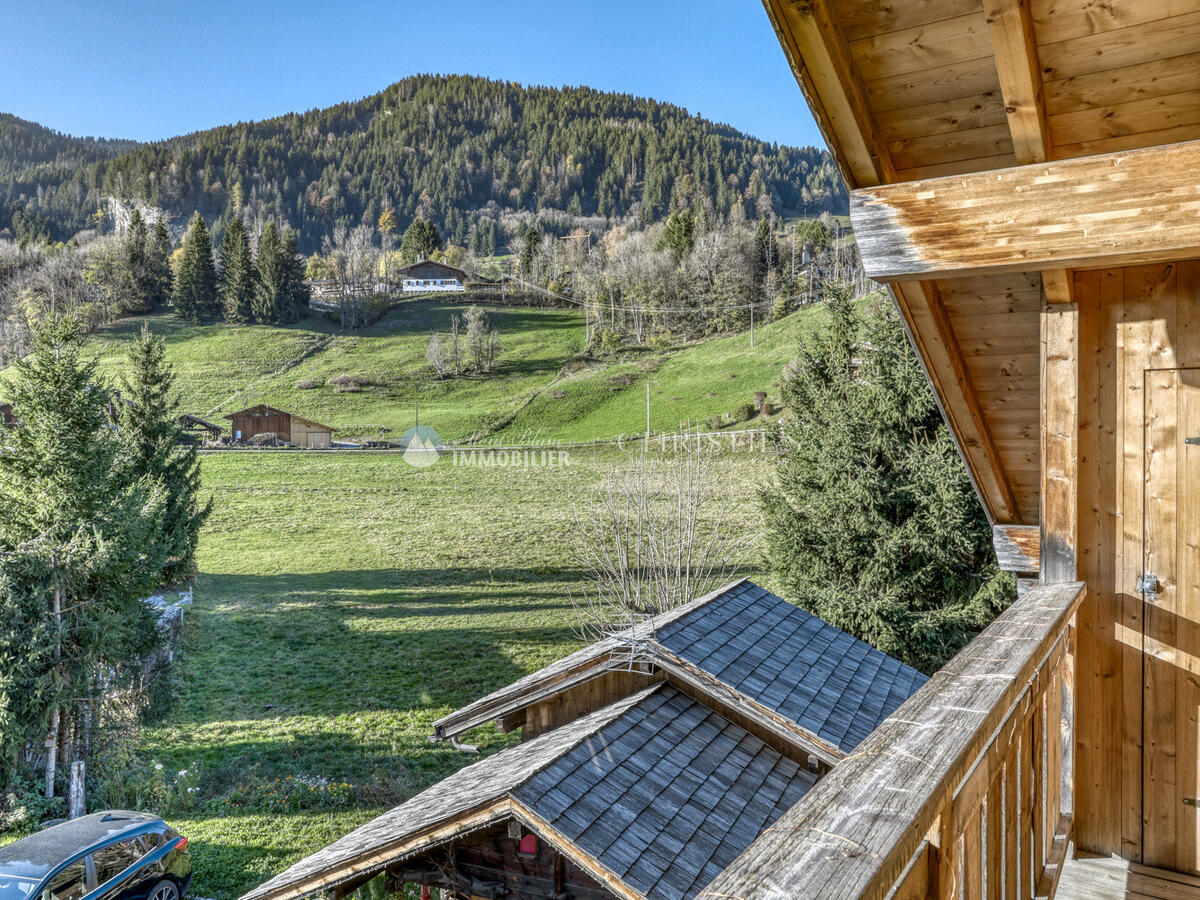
[148,880,180,900]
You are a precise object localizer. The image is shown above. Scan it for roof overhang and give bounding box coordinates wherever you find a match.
[760,0,1200,528]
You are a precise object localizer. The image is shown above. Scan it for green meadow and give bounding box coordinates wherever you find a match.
[71,298,827,443]
[149,448,774,898]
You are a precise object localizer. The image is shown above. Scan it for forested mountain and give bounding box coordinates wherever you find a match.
[0,75,846,251]
[0,114,137,243]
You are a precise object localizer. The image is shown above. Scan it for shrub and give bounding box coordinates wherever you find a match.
[216,773,354,813]
[598,329,622,352]
[550,389,567,400]
[706,415,723,431]
[761,401,775,416]
[295,379,320,390]
[753,391,768,411]
[327,374,369,387]
[733,403,756,422]
[608,372,636,387]
[333,383,362,393]
[1,773,65,831]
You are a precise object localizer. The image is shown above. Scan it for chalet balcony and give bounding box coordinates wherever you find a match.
[699,581,1085,900]
[698,579,1200,900]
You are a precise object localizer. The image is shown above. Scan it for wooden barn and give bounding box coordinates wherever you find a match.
[397,260,467,293]
[237,581,927,900]
[691,3,1200,900]
[225,405,334,449]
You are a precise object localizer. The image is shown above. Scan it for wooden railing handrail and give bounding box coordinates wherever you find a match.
[698,580,1085,900]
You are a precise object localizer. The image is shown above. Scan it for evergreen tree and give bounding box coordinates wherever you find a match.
[658,209,695,264]
[753,216,778,284]
[219,219,255,323]
[147,218,173,308]
[0,318,168,789]
[124,210,153,313]
[280,229,310,323]
[517,225,540,278]
[173,212,218,322]
[252,222,286,323]
[117,323,212,583]
[400,218,442,263]
[760,284,1012,673]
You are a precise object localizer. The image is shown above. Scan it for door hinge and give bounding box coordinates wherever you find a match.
[1186,437,1200,445]
[1185,798,1199,807]
[1138,573,1159,595]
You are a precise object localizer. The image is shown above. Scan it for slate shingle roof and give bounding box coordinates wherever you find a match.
[435,579,927,755]
[515,685,816,900]
[654,581,928,753]
[240,684,816,900]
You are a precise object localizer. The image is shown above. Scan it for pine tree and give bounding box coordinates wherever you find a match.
[124,209,153,313]
[252,222,286,324]
[760,284,1012,673]
[219,219,255,323]
[173,212,218,322]
[400,218,442,263]
[0,317,168,789]
[147,219,173,308]
[280,229,310,323]
[117,323,212,583]
[658,209,695,264]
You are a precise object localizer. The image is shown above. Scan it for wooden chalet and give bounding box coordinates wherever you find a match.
[397,260,467,293]
[695,3,1200,900]
[225,405,335,449]
[237,581,926,900]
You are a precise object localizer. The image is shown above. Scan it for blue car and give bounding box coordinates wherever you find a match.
[0,812,191,900]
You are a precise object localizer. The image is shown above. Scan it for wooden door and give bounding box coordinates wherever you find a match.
[1143,367,1200,873]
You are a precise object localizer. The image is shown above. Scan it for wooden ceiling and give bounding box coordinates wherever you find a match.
[764,0,1200,525]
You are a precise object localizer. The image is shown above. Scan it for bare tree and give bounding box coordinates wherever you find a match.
[569,446,755,653]
[426,331,448,378]
[449,314,462,376]
[464,305,491,373]
[322,224,379,330]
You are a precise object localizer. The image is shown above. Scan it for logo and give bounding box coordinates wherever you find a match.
[400,425,443,468]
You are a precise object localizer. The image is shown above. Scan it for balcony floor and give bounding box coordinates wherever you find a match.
[1058,850,1200,899]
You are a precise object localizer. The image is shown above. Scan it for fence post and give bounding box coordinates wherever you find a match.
[69,760,85,819]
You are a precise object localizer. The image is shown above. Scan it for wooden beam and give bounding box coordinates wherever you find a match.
[1040,299,1079,582]
[984,0,1050,165]
[761,0,895,188]
[994,524,1040,574]
[984,0,1077,313]
[850,139,1200,281]
[892,281,1023,524]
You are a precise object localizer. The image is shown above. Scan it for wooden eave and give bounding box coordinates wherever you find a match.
[242,799,644,900]
[432,642,847,766]
[762,0,1200,527]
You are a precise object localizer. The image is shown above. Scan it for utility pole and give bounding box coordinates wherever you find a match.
[645,382,651,452]
[750,301,755,349]
[415,399,419,429]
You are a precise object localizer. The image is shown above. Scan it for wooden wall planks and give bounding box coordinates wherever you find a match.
[1072,260,1200,862]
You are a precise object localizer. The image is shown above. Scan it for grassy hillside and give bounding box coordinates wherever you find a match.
[146,448,772,898]
[73,299,826,444]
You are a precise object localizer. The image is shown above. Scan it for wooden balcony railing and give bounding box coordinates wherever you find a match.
[699,580,1085,900]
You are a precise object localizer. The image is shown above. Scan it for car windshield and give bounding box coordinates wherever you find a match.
[0,875,38,900]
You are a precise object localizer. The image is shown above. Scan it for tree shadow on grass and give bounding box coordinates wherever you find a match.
[173,565,592,724]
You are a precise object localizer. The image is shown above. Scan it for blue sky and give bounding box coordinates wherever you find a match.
[0,0,823,149]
